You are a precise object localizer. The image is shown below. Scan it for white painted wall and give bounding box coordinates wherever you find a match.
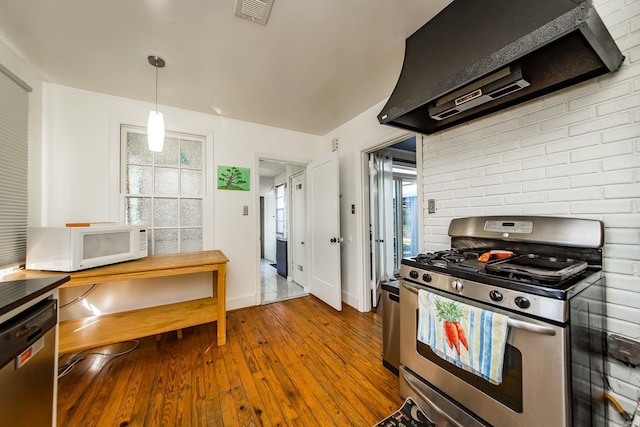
[35,83,324,312]
[259,175,274,196]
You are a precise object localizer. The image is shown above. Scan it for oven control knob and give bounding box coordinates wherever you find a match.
[489,290,503,302]
[410,270,419,279]
[451,280,463,292]
[515,296,531,309]
[422,273,432,283]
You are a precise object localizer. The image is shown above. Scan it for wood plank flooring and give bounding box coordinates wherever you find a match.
[57,296,403,426]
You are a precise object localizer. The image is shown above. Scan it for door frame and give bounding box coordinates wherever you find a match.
[355,133,425,312]
[254,153,312,306]
[290,171,307,288]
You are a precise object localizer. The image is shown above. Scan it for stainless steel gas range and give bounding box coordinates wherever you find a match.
[399,216,607,427]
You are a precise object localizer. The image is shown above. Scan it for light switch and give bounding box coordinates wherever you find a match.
[428,199,436,214]
[242,205,248,215]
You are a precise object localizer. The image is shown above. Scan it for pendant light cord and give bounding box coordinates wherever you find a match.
[147,55,165,112]
[154,59,159,112]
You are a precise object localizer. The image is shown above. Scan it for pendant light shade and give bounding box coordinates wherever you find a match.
[147,56,166,152]
[147,110,164,151]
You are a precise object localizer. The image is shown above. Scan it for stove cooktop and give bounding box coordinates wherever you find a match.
[402,250,600,300]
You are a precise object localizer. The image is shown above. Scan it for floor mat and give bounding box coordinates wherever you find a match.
[374,397,437,427]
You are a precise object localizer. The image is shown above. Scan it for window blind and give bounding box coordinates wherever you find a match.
[0,63,31,270]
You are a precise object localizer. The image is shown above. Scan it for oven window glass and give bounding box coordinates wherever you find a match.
[416,340,523,412]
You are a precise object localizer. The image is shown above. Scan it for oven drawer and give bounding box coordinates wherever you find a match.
[399,365,489,427]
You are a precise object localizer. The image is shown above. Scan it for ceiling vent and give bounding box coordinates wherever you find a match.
[235,0,274,25]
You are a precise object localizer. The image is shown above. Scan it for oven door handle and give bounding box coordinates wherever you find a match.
[401,282,556,336]
[402,372,465,427]
[506,318,556,336]
[401,281,424,294]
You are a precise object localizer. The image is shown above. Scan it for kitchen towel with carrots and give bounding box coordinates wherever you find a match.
[417,290,510,385]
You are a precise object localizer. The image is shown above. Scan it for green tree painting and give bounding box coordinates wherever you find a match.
[217,165,250,191]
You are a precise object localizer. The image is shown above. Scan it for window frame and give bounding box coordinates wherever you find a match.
[275,183,286,237]
[392,170,418,271]
[119,125,208,255]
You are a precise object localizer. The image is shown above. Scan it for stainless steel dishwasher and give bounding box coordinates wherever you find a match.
[381,281,400,375]
[0,298,57,427]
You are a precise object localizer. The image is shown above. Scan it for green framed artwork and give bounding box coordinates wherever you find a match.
[217,165,250,191]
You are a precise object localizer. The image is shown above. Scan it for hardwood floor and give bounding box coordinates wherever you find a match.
[57,296,404,426]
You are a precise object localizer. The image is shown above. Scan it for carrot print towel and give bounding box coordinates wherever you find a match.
[417,289,510,385]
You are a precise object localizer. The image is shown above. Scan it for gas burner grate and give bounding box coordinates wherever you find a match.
[415,250,482,266]
[491,270,563,288]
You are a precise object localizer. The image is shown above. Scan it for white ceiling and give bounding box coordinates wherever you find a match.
[259,160,287,178]
[0,0,450,136]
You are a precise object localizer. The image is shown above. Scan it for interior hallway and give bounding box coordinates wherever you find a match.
[261,258,306,304]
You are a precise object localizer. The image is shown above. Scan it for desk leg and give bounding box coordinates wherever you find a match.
[216,265,227,346]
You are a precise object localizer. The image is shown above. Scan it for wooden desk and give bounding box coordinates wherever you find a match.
[53,250,228,354]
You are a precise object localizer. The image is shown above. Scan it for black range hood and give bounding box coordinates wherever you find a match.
[378,0,624,135]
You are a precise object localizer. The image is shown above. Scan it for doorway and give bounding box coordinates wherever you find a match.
[368,135,419,309]
[259,160,308,304]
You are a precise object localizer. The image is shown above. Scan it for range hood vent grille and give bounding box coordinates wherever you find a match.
[429,66,530,121]
[378,0,624,135]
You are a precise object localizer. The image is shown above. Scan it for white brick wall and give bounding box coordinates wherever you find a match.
[421,0,640,424]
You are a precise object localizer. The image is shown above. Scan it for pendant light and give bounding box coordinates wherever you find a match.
[147,55,166,152]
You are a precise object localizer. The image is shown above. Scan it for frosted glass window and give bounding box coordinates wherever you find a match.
[155,137,179,167]
[181,139,202,169]
[127,165,153,194]
[181,169,202,197]
[121,126,205,254]
[181,228,203,252]
[180,199,202,226]
[125,197,152,225]
[154,229,179,254]
[154,167,180,196]
[154,198,179,227]
[126,132,153,165]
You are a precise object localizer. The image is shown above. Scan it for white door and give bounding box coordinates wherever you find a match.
[291,172,307,288]
[307,151,342,311]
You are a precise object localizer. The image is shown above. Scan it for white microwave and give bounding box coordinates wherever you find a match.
[26,225,148,272]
